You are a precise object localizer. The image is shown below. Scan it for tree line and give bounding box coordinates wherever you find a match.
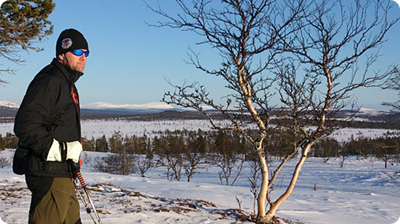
[1,128,399,174]
[75,128,400,179]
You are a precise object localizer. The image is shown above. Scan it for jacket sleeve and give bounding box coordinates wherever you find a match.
[14,73,62,158]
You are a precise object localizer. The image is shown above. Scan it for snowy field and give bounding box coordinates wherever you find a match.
[1,119,400,224]
[1,119,399,141]
[1,150,400,224]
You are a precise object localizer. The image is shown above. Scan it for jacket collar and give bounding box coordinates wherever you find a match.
[51,58,84,84]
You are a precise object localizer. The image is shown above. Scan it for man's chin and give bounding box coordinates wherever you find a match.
[74,66,85,73]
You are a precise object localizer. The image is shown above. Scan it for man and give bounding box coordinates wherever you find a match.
[14,28,89,224]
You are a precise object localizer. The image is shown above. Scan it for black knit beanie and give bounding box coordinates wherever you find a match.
[56,29,89,56]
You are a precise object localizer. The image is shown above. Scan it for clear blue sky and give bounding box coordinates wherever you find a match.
[1,0,399,110]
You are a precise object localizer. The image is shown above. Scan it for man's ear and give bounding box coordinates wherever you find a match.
[57,54,64,62]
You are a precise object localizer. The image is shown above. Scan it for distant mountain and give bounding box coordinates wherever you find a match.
[80,102,178,118]
[358,107,391,116]
[82,102,174,110]
[0,100,399,123]
[80,108,171,118]
[0,100,19,109]
[0,100,19,118]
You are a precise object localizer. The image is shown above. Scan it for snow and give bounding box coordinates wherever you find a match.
[80,119,237,139]
[358,107,392,116]
[0,100,19,109]
[2,119,398,142]
[82,102,174,110]
[1,119,400,224]
[1,150,399,224]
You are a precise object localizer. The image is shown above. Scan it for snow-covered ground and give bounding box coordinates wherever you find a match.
[1,119,399,141]
[1,149,399,224]
[1,119,400,224]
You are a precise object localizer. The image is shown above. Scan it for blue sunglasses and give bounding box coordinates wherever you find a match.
[72,49,89,57]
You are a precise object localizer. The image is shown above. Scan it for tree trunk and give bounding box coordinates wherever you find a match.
[256,145,269,223]
[264,143,313,223]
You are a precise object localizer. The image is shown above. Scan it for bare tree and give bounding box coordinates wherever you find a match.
[134,138,155,177]
[163,135,185,181]
[147,0,398,222]
[267,0,399,219]
[247,158,261,219]
[382,69,400,111]
[184,133,207,182]
[208,131,246,186]
[147,0,306,222]
[134,155,154,177]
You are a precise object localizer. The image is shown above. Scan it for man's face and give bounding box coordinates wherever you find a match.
[58,49,88,72]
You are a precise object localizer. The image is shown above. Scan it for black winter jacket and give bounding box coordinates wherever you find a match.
[14,58,82,177]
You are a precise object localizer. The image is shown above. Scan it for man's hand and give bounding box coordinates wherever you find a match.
[47,139,82,163]
[68,159,81,179]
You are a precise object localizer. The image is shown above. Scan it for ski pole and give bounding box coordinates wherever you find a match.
[73,180,98,224]
[76,172,103,224]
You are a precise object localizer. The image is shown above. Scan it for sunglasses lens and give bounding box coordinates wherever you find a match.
[73,50,83,56]
[73,50,89,57]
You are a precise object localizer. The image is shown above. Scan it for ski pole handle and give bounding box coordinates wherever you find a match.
[77,172,87,188]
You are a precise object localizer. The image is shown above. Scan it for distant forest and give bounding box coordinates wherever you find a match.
[1,122,399,178]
